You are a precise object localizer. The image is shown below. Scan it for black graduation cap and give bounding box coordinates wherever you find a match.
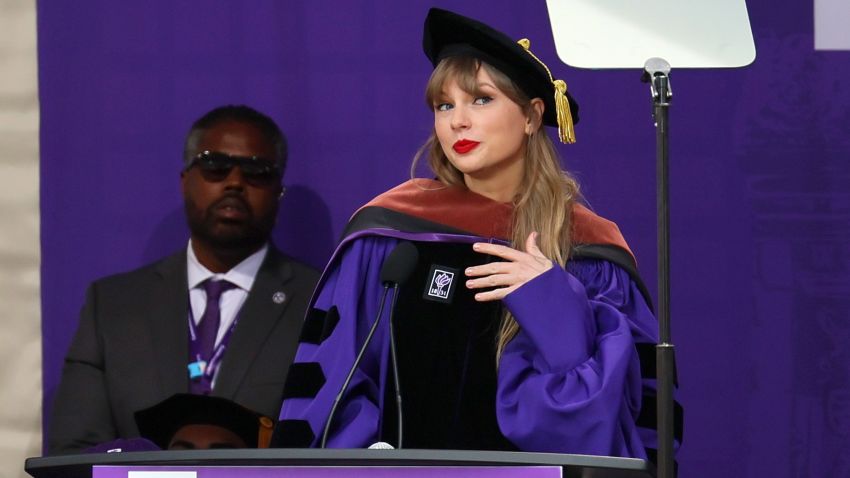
[134,394,274,449]
[423,7,579,144]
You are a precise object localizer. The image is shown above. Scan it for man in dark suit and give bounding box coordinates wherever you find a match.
[48,105,320,454]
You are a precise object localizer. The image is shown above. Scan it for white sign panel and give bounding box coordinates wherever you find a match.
[815,0,850,50]
[546,0,756,68]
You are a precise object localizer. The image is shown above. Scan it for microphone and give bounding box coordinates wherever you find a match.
[643,57,671,78]
[367,441,395,450]
[380,241,418,285]
[320,241,419,448]
[641,57,672,104]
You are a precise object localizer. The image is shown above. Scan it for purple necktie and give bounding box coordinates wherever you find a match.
[196,279,236,362]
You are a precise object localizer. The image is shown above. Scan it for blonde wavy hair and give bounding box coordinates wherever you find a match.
[412,56,582,360]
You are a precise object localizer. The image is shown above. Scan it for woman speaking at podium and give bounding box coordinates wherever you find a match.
[274,7,670,461]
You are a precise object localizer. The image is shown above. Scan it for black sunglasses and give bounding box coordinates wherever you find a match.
[186,151,281,186]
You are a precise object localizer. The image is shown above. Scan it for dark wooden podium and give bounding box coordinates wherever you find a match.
[26,449,654,478]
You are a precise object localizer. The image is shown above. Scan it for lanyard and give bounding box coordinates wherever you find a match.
[187,302,241,390]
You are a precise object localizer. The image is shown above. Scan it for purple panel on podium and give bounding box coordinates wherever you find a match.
[93,466,562,478]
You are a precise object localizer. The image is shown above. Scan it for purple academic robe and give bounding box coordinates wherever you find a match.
[276,225,668,459]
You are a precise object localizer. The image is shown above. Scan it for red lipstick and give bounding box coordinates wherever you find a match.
[453,139,480,154]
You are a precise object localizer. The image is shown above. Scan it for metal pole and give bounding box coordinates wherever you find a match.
[644,57,675,478]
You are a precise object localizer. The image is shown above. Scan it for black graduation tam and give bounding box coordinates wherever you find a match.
[134,394,274,449]
[423,7,578,144]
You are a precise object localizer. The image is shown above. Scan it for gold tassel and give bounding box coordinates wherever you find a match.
[553,80,575,144]
[517,38,576,144]
[257,416,274,448]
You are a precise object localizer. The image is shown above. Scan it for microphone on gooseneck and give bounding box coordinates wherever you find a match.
[379,241,418,285]
[380,241,417,449]
[320,241,419,449]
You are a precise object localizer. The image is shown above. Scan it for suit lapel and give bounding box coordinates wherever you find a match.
[213,247,295,399]
[149,251,190,396]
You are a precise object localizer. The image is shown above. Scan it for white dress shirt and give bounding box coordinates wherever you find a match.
[186,240,268,346]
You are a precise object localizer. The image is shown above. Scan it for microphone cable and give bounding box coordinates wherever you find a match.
[320,241,418,449]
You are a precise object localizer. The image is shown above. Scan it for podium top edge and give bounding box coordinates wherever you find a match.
[27,448,650,471]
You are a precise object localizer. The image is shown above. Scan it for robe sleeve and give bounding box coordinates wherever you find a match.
[278,236,397,448]
[497,258,657,457]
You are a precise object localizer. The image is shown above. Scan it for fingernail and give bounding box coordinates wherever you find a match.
[473,243,481,250]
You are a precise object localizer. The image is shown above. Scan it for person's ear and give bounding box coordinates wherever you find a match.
[525,98,545,135]
[180,169,191,197]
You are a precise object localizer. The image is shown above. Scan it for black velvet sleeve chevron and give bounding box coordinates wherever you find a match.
[635,342,679,386]
[299,306,341,345]
[281,362,326,399]
[638,394,684,444]
[634,341,684,473]
[271,419,315,448]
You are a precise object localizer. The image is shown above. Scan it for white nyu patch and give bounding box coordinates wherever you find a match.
[422,264,459,303]
[429,269,454,299]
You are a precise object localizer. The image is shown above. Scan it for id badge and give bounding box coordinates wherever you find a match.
[188,360,207,379]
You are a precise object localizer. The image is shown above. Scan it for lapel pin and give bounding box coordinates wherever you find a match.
[272,291,287,304]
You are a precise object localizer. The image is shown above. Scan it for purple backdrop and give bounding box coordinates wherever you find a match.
[37,1,850,476]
